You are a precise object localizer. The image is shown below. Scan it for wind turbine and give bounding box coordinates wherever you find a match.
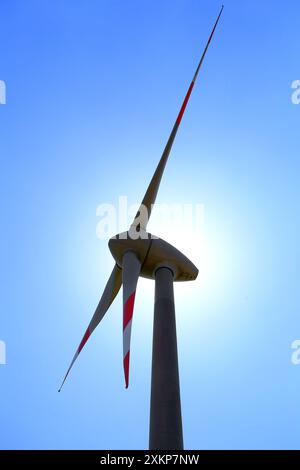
[59,6,224,450]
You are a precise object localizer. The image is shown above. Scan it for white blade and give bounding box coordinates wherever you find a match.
[59,263,122,391]
[122,251,141,388]
[130,5,224,233]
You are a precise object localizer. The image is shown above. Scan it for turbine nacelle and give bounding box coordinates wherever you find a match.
[108,231,198,282]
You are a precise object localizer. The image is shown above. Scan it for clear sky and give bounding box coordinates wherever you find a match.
[1,0,300,450]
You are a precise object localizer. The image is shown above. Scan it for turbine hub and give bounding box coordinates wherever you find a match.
[108,231,198,282]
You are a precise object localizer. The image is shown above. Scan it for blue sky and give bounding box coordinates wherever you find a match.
[0,0,300,449]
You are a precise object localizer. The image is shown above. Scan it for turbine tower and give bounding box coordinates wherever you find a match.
[60,6,224,450]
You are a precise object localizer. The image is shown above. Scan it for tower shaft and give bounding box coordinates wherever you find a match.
[149,267,183,450]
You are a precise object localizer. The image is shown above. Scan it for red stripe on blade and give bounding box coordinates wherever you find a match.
[123,292,136,329]
[123,351,130,388]
[78,328,90,353]
[176,81,194,125]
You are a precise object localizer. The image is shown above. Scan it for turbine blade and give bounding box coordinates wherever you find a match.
[122,251,141,388]
[59,263,122,391]
[130,5,224,232]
